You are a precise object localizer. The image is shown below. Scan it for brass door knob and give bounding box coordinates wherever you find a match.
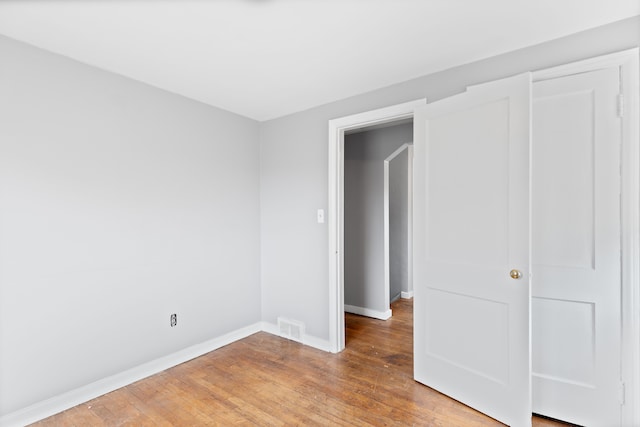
[510,269,523,279]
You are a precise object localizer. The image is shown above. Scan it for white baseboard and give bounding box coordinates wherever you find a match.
[344,304,392,320]
[302,334,332,352]
[401,291,414,299]
[0,322,262,427]
[261,321,280,336]
[261,321,332,353]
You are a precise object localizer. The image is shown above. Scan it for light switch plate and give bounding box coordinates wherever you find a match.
[317,209,325,224]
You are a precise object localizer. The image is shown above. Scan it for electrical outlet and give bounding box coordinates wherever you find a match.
[170,313,177,327]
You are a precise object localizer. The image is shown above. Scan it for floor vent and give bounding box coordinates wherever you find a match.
[277,317,305,343]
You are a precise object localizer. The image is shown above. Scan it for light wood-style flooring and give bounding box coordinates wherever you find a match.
[33,299,569,426]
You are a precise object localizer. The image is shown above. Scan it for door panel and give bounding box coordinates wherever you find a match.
[425,288,509,384]
[426,99,509,267]
[532,67,621,427]
[532,297,596,385]
[413,73,531,427]
[533,90,595,269]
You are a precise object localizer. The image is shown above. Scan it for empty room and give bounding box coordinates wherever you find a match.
[1,2,639,426]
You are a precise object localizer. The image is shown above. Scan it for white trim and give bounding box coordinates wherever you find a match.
[531,48,640,427]
[407,145,414,297]
[344,304,392,320]
[401,291,414,299]
[618,48,640,427]
[0,322,263,427]
[532,48,640,82]
[301,333,333,353]
[384,142,412,322]
[260,322,332,352]
[328,99,427,353]
[465,49,640,89]
[385,142,412,164]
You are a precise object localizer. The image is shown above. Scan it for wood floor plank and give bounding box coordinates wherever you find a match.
[32,299,568,426]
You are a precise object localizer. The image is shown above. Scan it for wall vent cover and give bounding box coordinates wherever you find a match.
[277,317,305,343]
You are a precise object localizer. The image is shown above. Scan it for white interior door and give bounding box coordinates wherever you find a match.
[413,73,531,426]
[532,67,622,426]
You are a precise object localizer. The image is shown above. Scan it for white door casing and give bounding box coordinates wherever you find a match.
[413,73,532,426]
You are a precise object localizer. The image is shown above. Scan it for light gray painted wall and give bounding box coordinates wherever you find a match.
[0,35,261,416]
[259,16,640,341]
[343,124,412,312]
[389,147,409,300]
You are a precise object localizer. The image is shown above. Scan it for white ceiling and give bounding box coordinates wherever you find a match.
[0,1,638,121]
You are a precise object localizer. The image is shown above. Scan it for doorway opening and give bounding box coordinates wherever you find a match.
[328,99,426,353]
[342,122,413,322]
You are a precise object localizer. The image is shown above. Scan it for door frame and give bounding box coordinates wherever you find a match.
[327,99,426,353]
[384,143,414,302]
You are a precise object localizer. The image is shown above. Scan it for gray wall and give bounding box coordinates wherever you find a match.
[259,16,640,342]
[0,35,261,416]
[389,147,410,300]
[343,124,412,313]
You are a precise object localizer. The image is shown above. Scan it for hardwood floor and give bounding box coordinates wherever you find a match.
[33,299,569,426]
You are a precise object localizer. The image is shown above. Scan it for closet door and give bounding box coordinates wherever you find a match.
[532,67,622,427]
[413,73,532,426]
